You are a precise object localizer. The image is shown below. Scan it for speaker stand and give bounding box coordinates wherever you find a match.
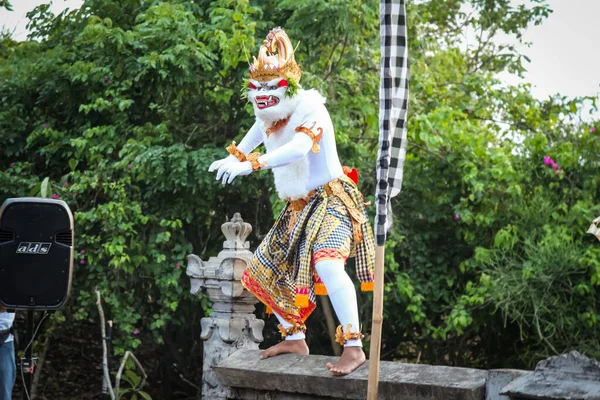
[21,310,38,400]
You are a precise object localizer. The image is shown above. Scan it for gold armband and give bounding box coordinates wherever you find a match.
[226,141,246,162]
[295,122,324,154]
[247,152,265,171]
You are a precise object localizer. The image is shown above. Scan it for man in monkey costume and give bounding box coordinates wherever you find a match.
[209,28,375,375]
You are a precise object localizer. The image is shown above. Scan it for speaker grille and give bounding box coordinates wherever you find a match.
[0,228,13,244]
[55,231,73,246]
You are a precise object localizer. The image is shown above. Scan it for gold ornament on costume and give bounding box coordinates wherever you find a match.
[335,324,363,346]
[249,27,302,83]
[226,141,247,162]
[277,323,307,338]
[265,117,290,137]
[295,122,323,154]
[247,152,266,171]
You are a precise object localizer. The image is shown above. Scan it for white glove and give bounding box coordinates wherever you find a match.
[216,161,253,184]
[208,154,238,172]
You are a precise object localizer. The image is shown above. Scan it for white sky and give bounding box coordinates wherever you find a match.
[0,0,83,38]
[0,0,598,119]
[494,0,600,119]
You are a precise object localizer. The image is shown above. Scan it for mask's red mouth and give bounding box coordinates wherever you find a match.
[255,95,280,109]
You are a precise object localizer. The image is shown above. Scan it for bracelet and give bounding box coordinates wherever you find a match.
[277,324,307,338]
[226,141,246,162]
[335,324,363,345]
[246,152,265,171]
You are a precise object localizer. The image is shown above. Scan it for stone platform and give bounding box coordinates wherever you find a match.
[216,349,487,400]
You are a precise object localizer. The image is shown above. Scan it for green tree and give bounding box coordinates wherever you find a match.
[0,0,598,398]
[380,0,600,367]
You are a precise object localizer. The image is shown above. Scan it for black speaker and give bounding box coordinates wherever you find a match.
[0,198,74,310]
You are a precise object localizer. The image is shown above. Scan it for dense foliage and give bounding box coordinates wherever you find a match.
[0,0,598,398]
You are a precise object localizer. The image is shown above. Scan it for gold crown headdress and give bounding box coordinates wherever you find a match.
[248,28,302,83]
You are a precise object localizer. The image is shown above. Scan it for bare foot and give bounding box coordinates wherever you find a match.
[260,339,310,360]
[326,346,366,376]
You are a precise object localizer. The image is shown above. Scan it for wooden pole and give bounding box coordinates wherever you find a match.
[367,245,386,399]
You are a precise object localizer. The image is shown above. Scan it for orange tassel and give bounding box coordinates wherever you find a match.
[295,294,309,308]
[361,281,375,292]
[265,305,273,315]
[314,283,328,295]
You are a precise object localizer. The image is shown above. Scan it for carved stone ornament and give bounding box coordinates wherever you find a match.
[587,216,600,241]
[222,212,252,250]
[185,213,264,400]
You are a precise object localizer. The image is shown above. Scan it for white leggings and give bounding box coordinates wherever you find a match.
[274,259,362,347]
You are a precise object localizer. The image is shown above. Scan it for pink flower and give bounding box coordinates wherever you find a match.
[545,156,560,171]
[591,127,596,133]
[467,109,473,114]
[433,130,438,135]
[80,260,85,265]
[9,163,14,167]
[133,329,140,335]
[249,65,255,71]
[454,214,461,221]
[127,164,133,169]
[500,110,505,115]
[176,263,180,268]
[63,182,69,187]
[81,249,85,255]
[51,194,59,199]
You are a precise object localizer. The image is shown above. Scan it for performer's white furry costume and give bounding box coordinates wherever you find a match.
[209,28,375,346]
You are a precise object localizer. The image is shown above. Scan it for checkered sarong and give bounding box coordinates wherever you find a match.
[376,0,409,245]
[241,175,375,327]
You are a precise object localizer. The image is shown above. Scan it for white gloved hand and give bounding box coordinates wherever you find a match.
[208,154,238,172]
[216,161,253,184]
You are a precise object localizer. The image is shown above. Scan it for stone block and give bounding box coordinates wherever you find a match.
[216,349,487,400]
[485,369,530,400]
[501,351,600,399]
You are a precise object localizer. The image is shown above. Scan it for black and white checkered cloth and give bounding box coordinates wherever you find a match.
[375,0,409,246]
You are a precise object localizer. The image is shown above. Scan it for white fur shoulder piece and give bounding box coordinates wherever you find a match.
[292,89,326,120]
[299,88,327,105]
[286,89,327,134]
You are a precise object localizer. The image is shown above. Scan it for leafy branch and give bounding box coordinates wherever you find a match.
[0,0,12,11]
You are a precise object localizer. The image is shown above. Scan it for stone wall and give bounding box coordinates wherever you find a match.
[188,214,600,400]
[216,349,487,400]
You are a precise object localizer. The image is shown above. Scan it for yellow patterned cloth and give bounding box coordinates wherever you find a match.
[241,174,375,328]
